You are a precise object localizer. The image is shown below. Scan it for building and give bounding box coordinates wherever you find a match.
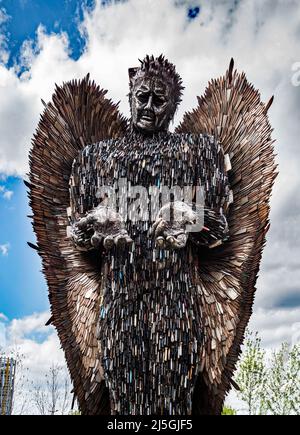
[0,357,16,415]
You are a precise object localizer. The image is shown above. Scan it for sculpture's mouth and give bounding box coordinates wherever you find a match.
[140,111,155,124]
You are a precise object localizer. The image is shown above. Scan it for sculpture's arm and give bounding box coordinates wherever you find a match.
[69,148,133,251]
[151,201,228,250]
[191,206,229,248]
[151,139,231,249]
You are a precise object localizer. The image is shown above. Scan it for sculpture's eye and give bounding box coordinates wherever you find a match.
[137,92,149,104]
[153,95,165,107]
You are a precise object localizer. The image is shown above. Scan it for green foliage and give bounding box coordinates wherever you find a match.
[69,410,81,415]
[235,331,267,415]
[234,331,300,415]
[264,343,300,415]
[221,406,236,415]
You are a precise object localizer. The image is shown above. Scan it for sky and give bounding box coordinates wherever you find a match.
[0,0,299,414]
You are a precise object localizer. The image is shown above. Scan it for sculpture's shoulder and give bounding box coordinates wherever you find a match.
[78,136,125,161]
[171,132,222,152]
[169,132,225,170]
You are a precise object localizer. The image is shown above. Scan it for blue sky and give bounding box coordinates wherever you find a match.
[2,0,95,68]
[0,0,98,319]
[0,0,119,319]
[0,0,89,319]
[0,177,47,318]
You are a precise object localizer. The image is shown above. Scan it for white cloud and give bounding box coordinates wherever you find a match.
[0,184,13,199]
[0,313,8,348]
[0,8,9,26]
[3,189,13,199]
[0,322,6,347]
[4,311,70,415]
[0,312,8,321]
[0,242,10,255]
[8,311,51,341]
[6,312,65,373]
[249,306,300,348]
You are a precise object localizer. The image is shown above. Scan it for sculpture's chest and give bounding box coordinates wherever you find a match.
[73,133,226,216]
[97,134,213,190]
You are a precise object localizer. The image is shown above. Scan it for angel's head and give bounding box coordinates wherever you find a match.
[128,55,184,134]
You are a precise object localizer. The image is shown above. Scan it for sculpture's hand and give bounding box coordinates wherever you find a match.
[151,201,200,250]
[70,205,133,251]
[151,201,228,250]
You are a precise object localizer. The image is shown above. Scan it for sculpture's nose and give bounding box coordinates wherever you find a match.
[145,94,153,110]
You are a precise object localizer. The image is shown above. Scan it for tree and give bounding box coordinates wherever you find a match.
[32,363,72,415]
[69,410,81,415]
[234,331,300,415]
[33,383,48,415]
[264,343,300,415]
[221,406,236,415]
[235,331,267,415]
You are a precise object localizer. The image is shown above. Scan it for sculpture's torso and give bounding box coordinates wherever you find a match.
[71,132,227,414]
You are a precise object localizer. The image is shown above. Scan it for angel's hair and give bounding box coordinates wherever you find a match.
[128,54,184,110]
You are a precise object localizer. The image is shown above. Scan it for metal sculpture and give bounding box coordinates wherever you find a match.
[28,55,277,415]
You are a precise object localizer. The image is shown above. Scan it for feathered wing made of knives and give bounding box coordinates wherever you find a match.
[28,55,277,415]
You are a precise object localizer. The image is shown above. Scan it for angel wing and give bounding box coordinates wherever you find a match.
[176,59,278,414]
[28,75,128,414]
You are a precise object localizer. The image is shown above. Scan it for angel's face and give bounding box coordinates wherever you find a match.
[131,77,174,133]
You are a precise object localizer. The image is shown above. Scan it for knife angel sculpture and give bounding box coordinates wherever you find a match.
[28,55,277,415]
